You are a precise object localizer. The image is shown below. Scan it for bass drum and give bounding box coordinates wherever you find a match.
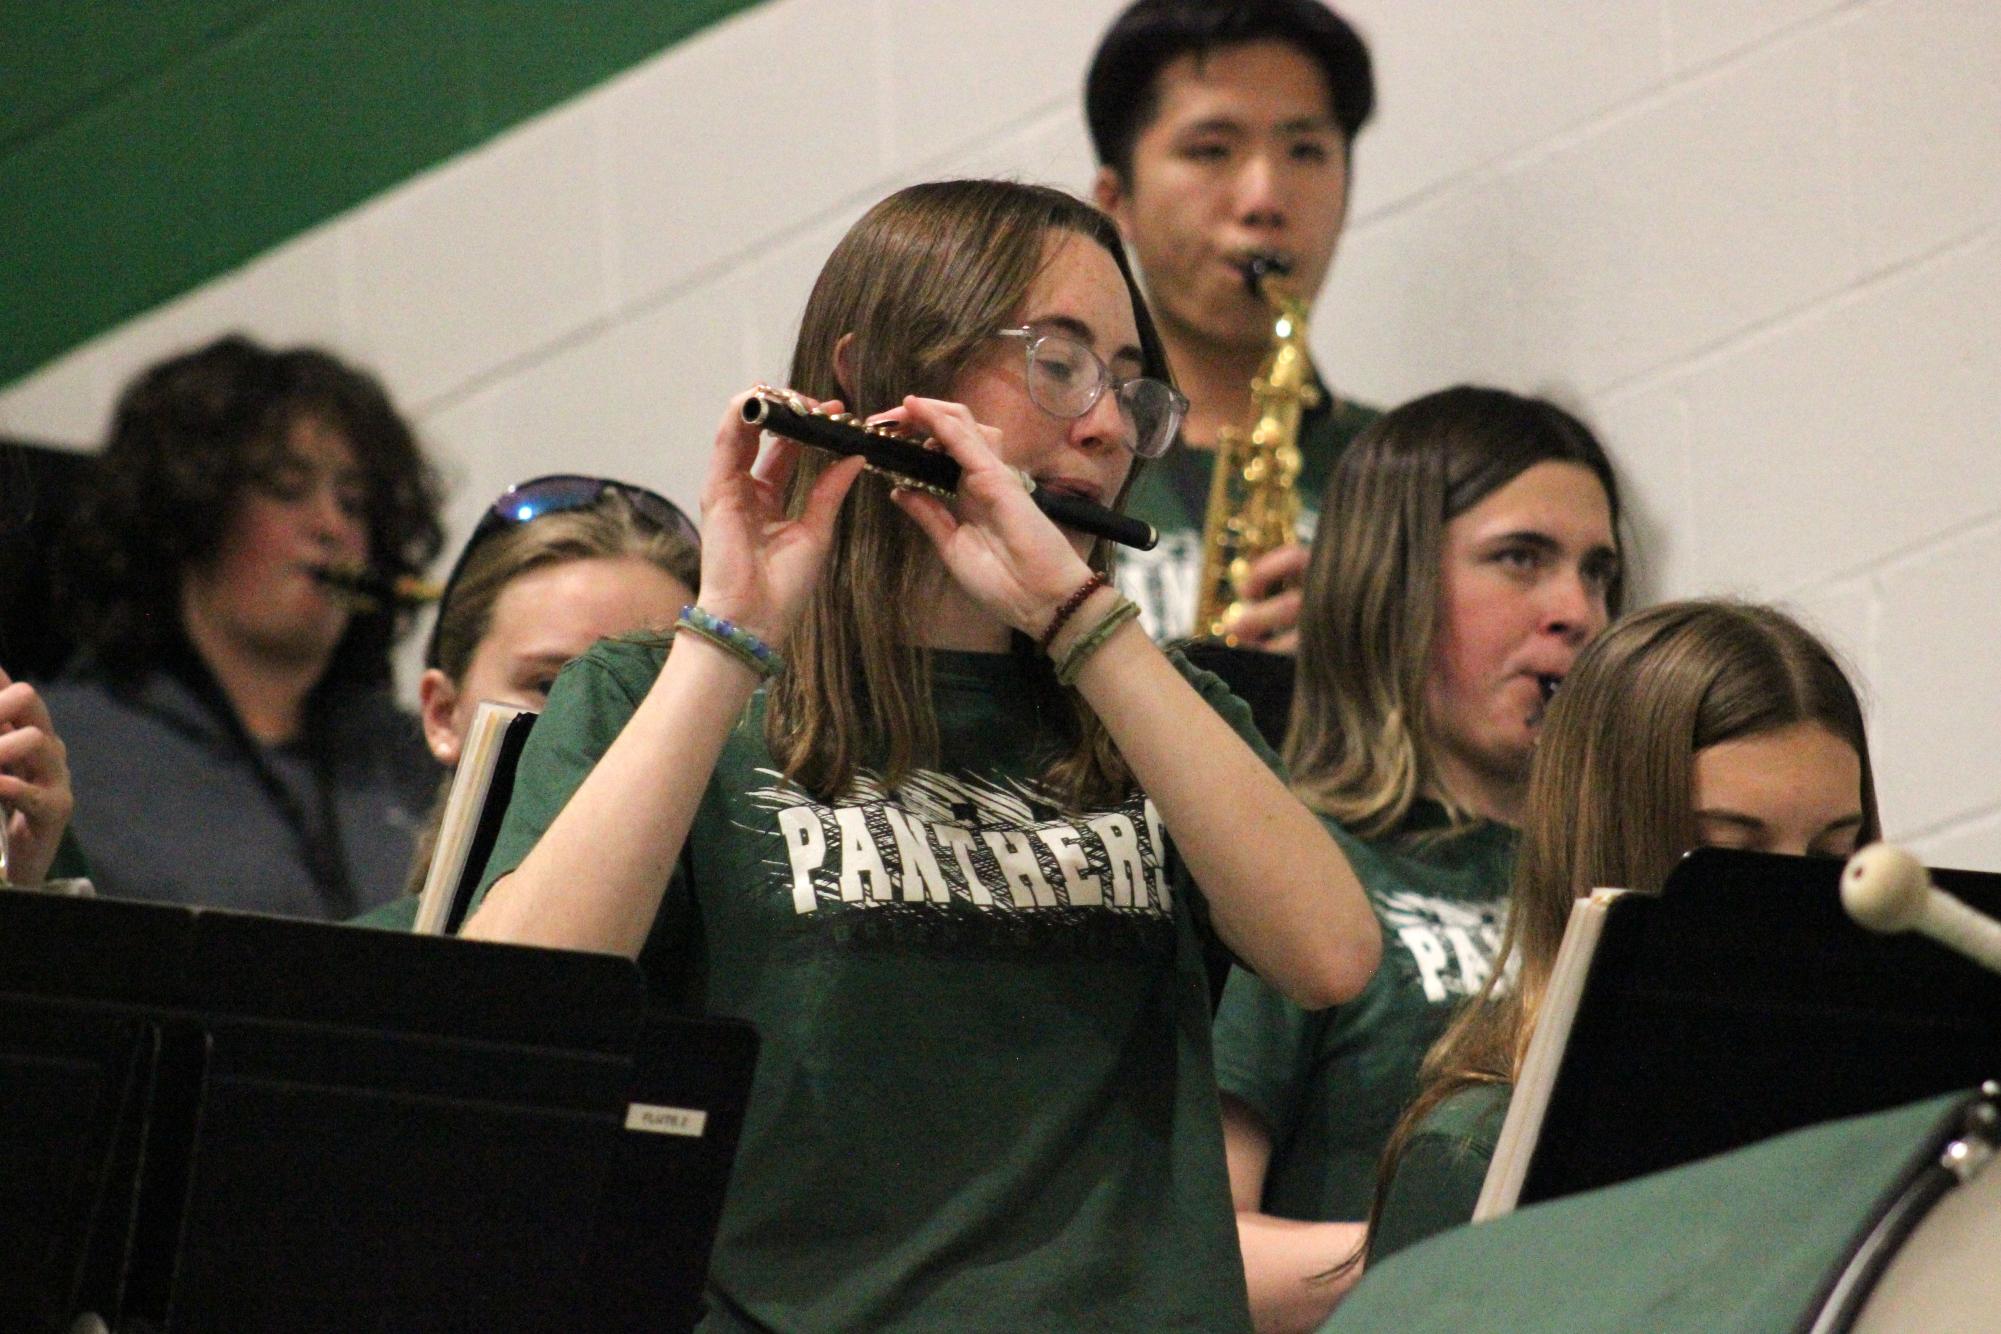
[1818,1088,2000,1333]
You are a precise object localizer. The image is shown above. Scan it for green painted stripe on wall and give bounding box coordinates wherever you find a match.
[1,0,766,388]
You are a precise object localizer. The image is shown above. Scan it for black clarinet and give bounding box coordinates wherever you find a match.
[741,386,1158,552]
[308,563,443,610]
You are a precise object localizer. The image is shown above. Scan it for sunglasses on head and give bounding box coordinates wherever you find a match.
[426,474,700,663]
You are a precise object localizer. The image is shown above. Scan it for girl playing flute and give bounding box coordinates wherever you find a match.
[462,179,1380,1332]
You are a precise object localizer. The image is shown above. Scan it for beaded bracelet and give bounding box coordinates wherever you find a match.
[1038,572,1110,651]
[1054,595,1141,686]
[677,605,784,680]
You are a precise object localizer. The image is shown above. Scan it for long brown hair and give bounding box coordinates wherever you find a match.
[1284,386,1623,838]
[1363,599,1880,1260]
[765,179,1173,807]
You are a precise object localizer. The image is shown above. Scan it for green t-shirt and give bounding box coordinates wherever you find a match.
[477,637,1267,1333]
[1370,1082,1512,1264]
[1212,806,1513,1221]
[1116,392,1378,643]
[350,893,419,930]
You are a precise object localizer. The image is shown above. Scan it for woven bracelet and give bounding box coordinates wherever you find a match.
[1055,596,1141,686]
[677,605,784,680]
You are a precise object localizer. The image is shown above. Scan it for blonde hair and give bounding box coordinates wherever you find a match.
[402,488,700,897]
[426,490,699,677]
[1285,387,1623,838]
[1363,599,1880,1260]
[764,180,1172,808]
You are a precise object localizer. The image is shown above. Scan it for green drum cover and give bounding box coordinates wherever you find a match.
[1325,1090,1976,1334]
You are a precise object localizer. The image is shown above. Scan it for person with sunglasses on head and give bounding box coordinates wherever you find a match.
[461,179,1381,1332]
[47,334,443,920]
[351,475,699,929]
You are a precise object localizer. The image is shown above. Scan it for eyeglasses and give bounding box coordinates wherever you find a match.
[994,328,1188,459]
[426,474,700,663]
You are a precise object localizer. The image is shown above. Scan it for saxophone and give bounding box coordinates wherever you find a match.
[1193,255,1322,644]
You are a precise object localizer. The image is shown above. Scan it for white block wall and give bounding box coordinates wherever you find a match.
[4,0,1996,863]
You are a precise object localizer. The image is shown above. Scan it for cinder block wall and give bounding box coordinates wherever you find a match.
[4,0,1995,862]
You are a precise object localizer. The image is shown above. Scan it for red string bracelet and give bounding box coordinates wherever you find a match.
[1039,572,1110,651]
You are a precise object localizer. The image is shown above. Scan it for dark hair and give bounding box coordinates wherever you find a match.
[770,178,1170,807]
[60,334,444,690]
[1086,0,1376,180]
[1286,386,1624,837]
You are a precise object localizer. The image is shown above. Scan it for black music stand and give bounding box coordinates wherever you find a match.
[0,891,756,1333]
[1176,640,1295,749]
[0,436,96,680]
[1173,639,1297,1008]
[1514,847,2001,1208]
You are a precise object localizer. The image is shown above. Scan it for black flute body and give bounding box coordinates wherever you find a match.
[741,387,1158,552]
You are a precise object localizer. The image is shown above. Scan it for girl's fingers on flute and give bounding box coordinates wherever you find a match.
[752,435,802,490]
[897,397,1010,479]
[797,455,866,539]
[888,485,958,551]
[754,396,848,488]
[708,392,768,489]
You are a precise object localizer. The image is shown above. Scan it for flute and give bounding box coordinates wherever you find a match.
[741,386,1159,552]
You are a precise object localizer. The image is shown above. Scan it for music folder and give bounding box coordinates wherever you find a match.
[1478,847,2001,1219]
[412,700,537,937]
[0,890,756,1333]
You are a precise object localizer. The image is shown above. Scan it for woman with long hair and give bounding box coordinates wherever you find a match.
[1212,386,1623,1330]
[461,179,1381,1331]
[1365,599,1879,1263]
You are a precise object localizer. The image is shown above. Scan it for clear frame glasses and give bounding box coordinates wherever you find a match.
[995,327,1187,459]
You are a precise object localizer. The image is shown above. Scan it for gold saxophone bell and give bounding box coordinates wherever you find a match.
[1192,256,1322,646]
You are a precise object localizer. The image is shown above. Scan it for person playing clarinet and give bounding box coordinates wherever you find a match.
[48,336,443,918]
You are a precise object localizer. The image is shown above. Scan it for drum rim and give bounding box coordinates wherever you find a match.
[1798,1086,2001,1334]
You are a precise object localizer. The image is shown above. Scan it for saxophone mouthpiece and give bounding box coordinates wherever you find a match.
[1239,253,1293,296]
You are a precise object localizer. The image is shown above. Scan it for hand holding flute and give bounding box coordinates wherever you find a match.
[688,390,867,654]
[733,384,1144,645]
[743,386,1157,552]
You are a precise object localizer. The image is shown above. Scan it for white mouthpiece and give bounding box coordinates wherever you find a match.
[1842,842,1931,932]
